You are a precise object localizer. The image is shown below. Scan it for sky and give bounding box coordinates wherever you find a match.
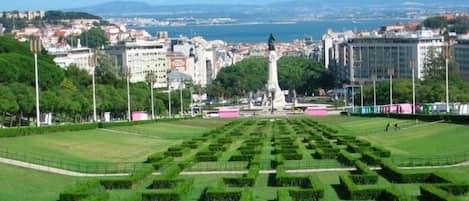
[2,0,284,11]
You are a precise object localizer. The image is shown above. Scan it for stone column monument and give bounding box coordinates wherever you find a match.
[266,34,286,111]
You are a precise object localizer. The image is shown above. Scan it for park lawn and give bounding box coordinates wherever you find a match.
[362,122,469,156]
[312,115,416,135]
[313,115,469,156]
[165,118,230,128]
[108,121,218,140]
[0,163,79,201]
[0,119,221,163]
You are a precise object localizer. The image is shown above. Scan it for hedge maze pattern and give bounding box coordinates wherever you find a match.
[56,118,469,201]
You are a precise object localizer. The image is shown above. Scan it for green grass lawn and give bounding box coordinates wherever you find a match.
[313,115,469,156]
[0,163,79,201]
[0,119,228,163]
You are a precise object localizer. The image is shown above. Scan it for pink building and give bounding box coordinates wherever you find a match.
[218,108,240,119]
[305,107,328,116]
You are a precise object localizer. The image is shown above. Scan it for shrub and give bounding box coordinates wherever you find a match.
[337,151,358,166]
[371,146,391,157]
[282,153,303,160]
[142,179,193,201]
[277,189,293,201]
[230,154,254,161]
[379,161,450,184]
[0,123,99,138]
[202,187,252,201]
[274,165,310,187]
[339,175,383,200]
[360,151,381,165]
[59,179,108,201]
[100,165,154,189]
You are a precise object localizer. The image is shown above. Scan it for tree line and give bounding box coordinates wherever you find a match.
[0,36,189,127]
[356,52,469,105]
[206,56,334,100]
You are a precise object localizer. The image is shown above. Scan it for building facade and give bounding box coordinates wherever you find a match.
[107,40,168,88]
[48,47,94,73]
[337,32,444,82]
[455,39,469,80]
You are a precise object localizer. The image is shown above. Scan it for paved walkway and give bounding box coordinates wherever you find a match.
[1,156,468,177]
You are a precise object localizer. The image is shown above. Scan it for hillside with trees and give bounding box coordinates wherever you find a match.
[0,36,188,127]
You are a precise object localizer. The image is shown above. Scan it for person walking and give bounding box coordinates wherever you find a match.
[385,122,391,132]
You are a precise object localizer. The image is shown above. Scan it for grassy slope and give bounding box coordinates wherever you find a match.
[0,119,228,163]
[0,163,79,201]
[313,115,469,156]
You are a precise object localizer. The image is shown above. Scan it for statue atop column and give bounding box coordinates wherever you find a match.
[268,34,276,51]
[266,34,285,112]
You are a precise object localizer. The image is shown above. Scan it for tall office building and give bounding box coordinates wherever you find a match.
[455,39,469,80]
[337,31,444,82]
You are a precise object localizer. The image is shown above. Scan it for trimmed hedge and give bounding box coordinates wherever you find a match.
[420,184,469,201]
[100,165,154,189]
[195,151,221,162]
[277,189,293,201]
[339,175,383,200]
[352,160,378,185]
[142,179,193,201]
[223,165,259,187]
[202,188,253,201]
[59,179,108,201]
[379,161,450,183]
[0,123,98,138]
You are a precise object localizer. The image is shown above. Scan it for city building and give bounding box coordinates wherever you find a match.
[0,24,4,36]
[48,46,94,73]
[1,10,45,20]
[107,40,168,88]
[455,38,469,80]
[336,31,444,82]
[322,29,356,70]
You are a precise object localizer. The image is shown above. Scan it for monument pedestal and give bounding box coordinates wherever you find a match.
[267,50,285,111]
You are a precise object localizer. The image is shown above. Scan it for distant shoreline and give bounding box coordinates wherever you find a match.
[127,19,415,43]
[125,17,422,29]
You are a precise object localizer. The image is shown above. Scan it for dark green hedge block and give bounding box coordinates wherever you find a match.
[59,179,108,201]
[0,123,99,138]
[229,154,254,161]
[339,175,384,200]
[202,188,252,201]
[100,179,133,189]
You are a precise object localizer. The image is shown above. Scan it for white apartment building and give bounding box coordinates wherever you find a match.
[48,47,94,73]
[107,40,168,88]
[455,39,469,80]
[322,29,356,69]
[337,31,444,82]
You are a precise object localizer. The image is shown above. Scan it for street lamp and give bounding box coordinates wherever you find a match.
[388,67,394,110]
[30,36,41,127]
[180,80,184,117]
[90,50,97,122]
[410,60,416,115]
[126,68,132,121]
[371,73,377,111]
[168,80,172,118]
[145,71,156,120]
[445,44,450,113]
[351,81,355,112]
[359,80,365,110]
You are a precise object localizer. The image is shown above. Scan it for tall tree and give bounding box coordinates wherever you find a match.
[80,27,108,49]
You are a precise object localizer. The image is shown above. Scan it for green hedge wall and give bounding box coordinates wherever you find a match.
[58,179,108,201]
[0,123,98,138]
